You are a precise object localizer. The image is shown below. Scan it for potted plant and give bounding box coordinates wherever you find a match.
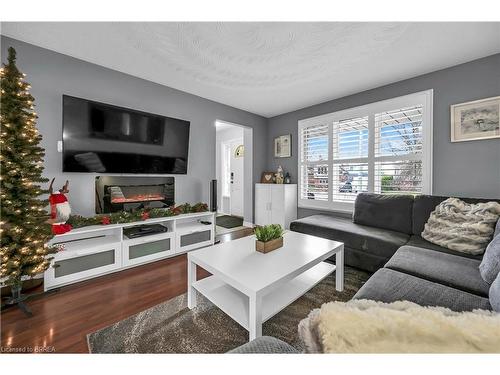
[254,224,284,253]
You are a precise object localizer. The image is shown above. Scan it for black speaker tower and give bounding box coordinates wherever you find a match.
[210,180,217,212]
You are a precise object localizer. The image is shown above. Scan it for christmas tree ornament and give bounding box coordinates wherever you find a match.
[0,47,57,316]
[47,178,72,235]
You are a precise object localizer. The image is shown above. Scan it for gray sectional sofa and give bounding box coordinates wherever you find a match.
[290,193,494,272]
[231,193,499,353]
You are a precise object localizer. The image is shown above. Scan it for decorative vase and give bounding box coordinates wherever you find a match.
[255,237,283,253]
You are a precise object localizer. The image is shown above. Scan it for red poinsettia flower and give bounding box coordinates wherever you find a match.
[141,211,150,220]
[101,216,111,225]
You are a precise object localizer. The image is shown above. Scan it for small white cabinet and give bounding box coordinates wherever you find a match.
[255,183,297,229]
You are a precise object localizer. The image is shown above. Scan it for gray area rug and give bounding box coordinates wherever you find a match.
[87,266,370,353]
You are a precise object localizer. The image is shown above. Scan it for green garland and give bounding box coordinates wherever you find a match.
[66,202,209,229]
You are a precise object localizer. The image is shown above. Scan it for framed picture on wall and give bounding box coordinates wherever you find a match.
[274,134,291,157]
[451,96,500,142]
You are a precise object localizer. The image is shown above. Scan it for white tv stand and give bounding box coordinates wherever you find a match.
[45,211,216,291]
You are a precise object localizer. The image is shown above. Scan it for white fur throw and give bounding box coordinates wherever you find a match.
[298,299,500,353]
[421,197,500,255]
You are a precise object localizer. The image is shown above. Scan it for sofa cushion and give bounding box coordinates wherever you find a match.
[420,198,500,255]
[490,272,500,313]
[343,246,388,273]
[353,268,491,312]
[385,246,490,297]
[353,193,414,234]
[290,214,409,259]
[480,234,500,285]
[406,235,482,260]
[412,195,500,235]
[228,336,298,354]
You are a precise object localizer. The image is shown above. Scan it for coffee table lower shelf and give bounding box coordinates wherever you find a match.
[191,261,335,330]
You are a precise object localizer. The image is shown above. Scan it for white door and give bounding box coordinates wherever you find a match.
[220,142,232,215]
[230,138,244,217]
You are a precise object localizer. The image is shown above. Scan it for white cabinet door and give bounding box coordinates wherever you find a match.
[176,228,214,253]
[255,184,270,226]
[255,184,297,228]
[122,232,175,267]
[44,243,122,291]
[283,184,298,229]
[270,185,285,227]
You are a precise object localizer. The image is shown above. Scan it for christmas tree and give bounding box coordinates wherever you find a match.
[0,47,56,313]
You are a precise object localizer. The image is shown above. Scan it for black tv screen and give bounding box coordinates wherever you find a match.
[62,95,190,174]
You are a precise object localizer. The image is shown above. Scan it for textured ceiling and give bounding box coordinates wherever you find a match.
[2,22,500,117]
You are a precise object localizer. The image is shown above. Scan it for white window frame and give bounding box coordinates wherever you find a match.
[298,90,433,213]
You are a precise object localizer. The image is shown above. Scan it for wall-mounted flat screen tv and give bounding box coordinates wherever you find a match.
[62,95,190,174]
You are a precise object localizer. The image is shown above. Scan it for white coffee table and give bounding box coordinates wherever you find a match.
[187,231,344,341]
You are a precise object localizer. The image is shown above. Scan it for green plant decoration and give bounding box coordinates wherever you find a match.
[254,224,284,242]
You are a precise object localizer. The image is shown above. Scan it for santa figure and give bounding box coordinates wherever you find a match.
[47,179,72,235]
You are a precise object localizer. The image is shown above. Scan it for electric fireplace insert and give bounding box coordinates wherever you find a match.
[95,176,174,213]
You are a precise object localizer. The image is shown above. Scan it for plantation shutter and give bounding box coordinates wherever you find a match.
[299,122,329,201]
[374,105,424,194]
[331,116,369,202]
[298,91,432,211]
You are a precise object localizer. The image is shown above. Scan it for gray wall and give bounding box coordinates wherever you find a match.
[267,54,500,218]
[1,36,268,217]
[2,35,499,221]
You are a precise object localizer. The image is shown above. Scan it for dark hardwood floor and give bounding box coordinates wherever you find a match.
[0,227,254,353]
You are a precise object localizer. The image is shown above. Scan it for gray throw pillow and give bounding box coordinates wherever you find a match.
[490,271,500,313]
[480,235,500,284]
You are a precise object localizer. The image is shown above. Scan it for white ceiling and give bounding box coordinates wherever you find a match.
[2,22,499,117]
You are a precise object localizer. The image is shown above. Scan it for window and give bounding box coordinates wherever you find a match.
[298,90,433,212]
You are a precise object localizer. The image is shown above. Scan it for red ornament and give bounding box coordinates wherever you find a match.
[52,223,72,235]
[141,211,150,220]
[101,216,111,225]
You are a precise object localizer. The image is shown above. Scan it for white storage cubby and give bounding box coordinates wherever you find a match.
[45,227,122,290]
[175,216,215,253]
[122,224,175,267]
[45,212,216,291]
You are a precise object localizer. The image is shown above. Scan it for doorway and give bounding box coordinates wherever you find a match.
[215,120,252,234]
